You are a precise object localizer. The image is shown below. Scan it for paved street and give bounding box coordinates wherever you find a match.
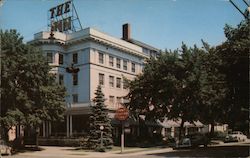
[112,143,250,158]
[3,141,250,158]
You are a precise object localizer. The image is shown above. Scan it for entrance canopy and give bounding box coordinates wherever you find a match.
[157,118,204,128]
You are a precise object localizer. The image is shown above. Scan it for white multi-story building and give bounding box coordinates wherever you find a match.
[29,24,159,138]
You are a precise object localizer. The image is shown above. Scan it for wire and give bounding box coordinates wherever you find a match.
[243,0,250,7]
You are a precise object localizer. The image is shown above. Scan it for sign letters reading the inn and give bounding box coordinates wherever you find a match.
[49,1,72,32]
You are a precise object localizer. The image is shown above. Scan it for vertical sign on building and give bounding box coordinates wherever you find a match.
[48,0,82,33]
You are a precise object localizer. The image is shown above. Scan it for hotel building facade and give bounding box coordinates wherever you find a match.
[29,24,159,138]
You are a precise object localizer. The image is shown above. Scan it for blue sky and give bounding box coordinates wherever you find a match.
[0,0,247,50]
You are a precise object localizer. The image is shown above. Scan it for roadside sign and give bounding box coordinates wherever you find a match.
[115,107,129,121]
[114,106,129,153]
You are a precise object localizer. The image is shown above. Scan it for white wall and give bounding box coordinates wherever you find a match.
[88,41,143,110]
[32,29,148,112]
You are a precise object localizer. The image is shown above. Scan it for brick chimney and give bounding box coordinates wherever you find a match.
[122,23,131,41]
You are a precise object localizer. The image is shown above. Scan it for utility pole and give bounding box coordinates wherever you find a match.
[0,19,2,158]
[0,24,2,141]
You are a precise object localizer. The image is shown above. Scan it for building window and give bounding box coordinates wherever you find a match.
[109,96,114,105]
[109,55,114,67]
[117,97,122,104]
[99,52,104,64]
[99,73,104,86]
[47,52,53,63]
[59,74,64,85]
[73,73,78,85]
[72,94,78,103]
[109,76,114,87]
[59,53,64,65]
[131,63,136,73]
[150,51,156,58]
[143,48,150,55]
[123,96,130,103]
[116,58,121,68]
[73,53,78,64]
[123,60,127,70]
[116,77,121,88]
[123,80,128,89]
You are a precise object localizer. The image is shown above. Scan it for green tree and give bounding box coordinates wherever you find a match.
[216,20,249,133]
[199,41,228,136]
[0,30,66,141]
[88,85,113,151]
[127,44,205,140]
[173,44,205,139]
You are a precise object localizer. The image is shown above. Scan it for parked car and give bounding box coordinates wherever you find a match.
[175,137,192,149]
[186,133,210,147]
[0,140,12,155]
[225,131,247,142]
[166,136,176,147]
[175,133,209,149]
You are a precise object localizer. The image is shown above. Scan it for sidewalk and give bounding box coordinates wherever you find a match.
[86,147,173,157]
[14,146,173,158]
[10,140,249,158]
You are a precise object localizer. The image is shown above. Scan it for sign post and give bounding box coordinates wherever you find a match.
[121,122,124,153]
[115,107,129,153]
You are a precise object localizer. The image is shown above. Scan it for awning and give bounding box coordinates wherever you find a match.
[139,115,163,127]
[158,118,204,128]
[111,116,204,128]
[111,117,139,126]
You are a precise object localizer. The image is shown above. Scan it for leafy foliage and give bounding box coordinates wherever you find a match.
[127,44,206,139]
[199,41,228,135]
[0,30,66,140]
[126,20,249,137]
[216,20,249,132]
[88,85,113,151]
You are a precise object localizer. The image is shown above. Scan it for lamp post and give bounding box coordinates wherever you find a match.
[100,125,104,149]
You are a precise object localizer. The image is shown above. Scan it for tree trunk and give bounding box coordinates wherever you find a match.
[179,119,185,141]
[2,127,9,141]
[36,127,39,148]
[36,136,38,148]
[210,122,215,138]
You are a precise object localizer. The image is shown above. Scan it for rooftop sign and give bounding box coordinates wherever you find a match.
[49,1,71,19]
[48,0,82,33]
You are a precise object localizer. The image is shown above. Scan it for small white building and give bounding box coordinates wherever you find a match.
[29,24,159,138]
